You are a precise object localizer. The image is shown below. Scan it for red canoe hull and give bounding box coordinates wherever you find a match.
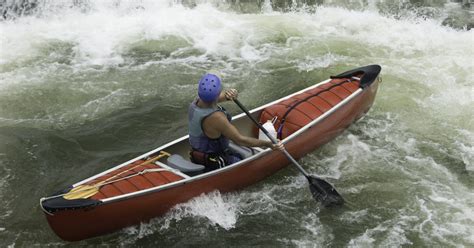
[43,66,380,241]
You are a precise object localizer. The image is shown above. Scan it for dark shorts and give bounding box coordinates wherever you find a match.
[190,150,242,172]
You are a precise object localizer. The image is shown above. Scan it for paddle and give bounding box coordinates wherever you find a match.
[233,99,344,207]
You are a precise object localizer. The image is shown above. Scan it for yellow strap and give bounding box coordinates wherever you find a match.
[94,151,170,187]
[63,151,170,200]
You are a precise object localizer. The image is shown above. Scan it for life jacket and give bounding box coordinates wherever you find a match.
[188,99,232,155]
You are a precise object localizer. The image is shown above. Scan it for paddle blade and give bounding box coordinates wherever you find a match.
[63,185,99,200]
[308,176,344,207]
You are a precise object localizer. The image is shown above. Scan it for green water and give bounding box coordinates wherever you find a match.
[0,0,473,247]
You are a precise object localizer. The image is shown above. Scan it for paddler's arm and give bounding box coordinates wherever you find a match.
[204,112,281,150]
[217,89,238,102]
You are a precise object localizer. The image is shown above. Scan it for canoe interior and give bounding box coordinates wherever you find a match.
[79,111,264,201]
[71,77,362,201]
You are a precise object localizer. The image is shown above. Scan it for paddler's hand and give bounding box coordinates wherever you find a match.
[267,140,284,151]
[225,88,238,101]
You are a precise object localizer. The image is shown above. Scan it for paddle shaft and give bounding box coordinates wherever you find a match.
[233,99,310,178]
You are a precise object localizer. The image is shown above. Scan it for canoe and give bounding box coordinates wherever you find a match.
[40,65,382,241]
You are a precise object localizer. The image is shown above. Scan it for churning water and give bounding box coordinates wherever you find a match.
[0,0,472,247]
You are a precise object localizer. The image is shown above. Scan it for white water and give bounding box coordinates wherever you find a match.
[0,0,472,246]
[1,2,472,126]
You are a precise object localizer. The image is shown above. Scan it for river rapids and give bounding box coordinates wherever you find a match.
[0,0,472,247]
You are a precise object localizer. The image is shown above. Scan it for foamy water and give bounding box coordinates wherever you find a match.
[0,0,472,246]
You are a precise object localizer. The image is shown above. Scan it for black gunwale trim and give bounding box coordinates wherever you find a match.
[41,186,102,214]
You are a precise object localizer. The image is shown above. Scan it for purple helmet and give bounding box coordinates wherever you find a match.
[198,73,222,103]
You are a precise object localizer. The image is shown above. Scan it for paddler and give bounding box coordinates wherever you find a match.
[189,73,284,171]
